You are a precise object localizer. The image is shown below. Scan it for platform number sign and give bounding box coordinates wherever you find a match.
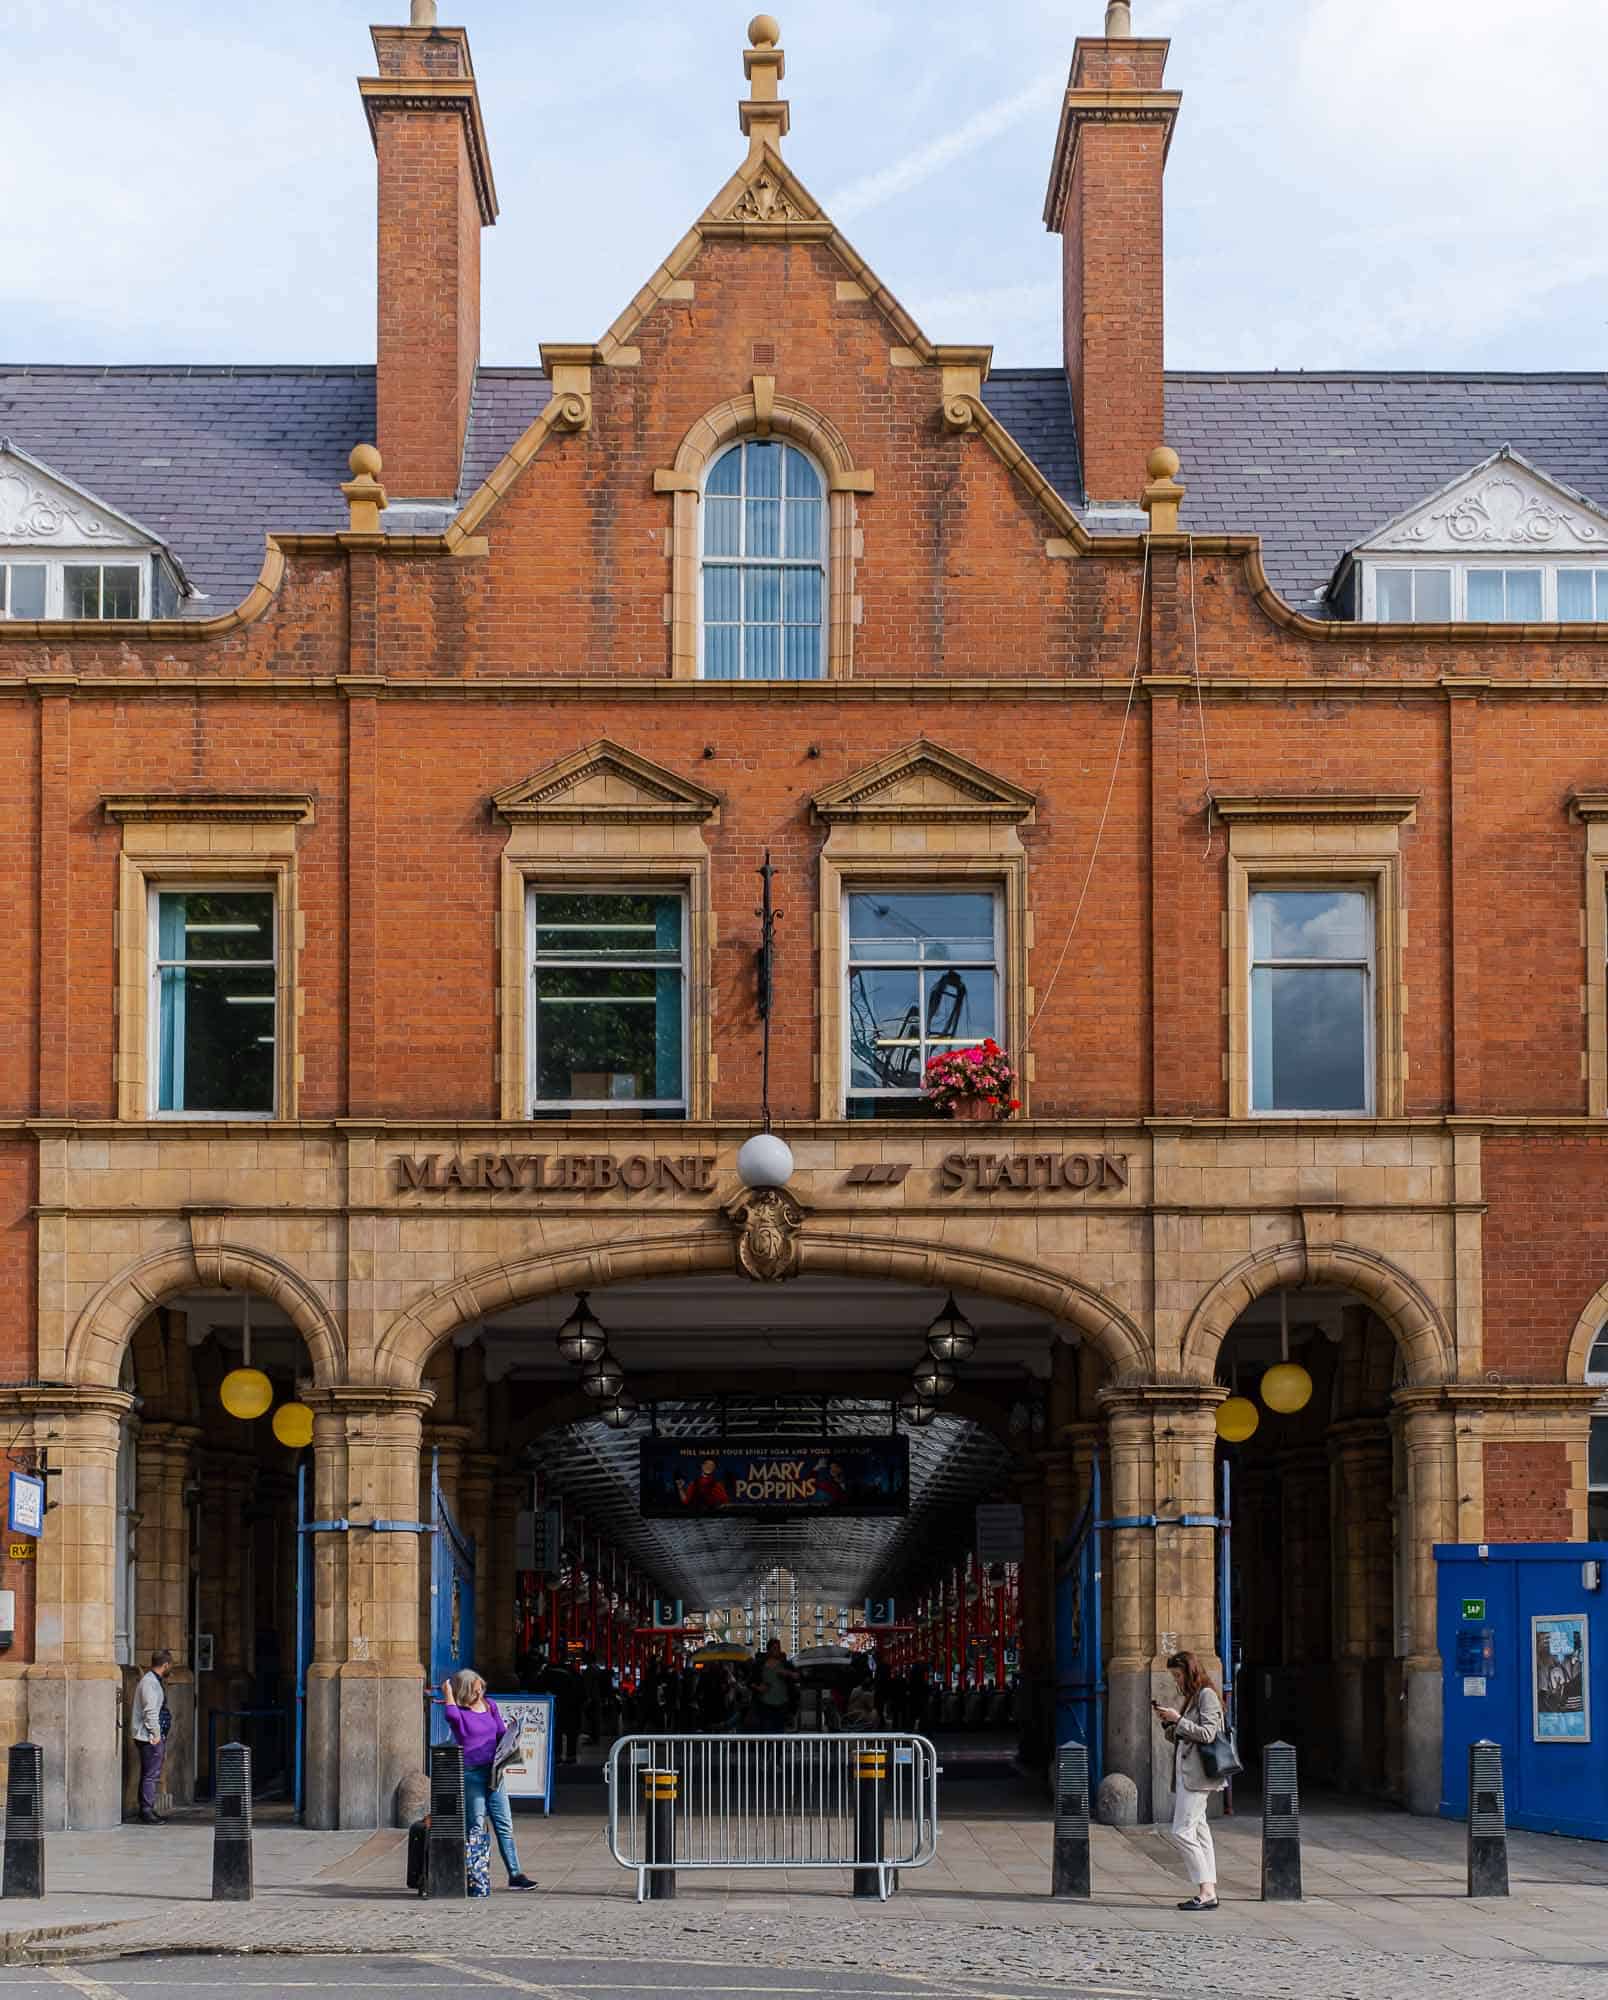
[652,1598,683,1630]
[865,1598,896,1627]
[7,1473,44,1540]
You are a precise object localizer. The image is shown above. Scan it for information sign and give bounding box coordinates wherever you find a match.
[490,1693,556,1812]
[7,1473,44,1539]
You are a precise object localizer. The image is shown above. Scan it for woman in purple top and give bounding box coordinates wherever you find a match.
[442,1670,536,1890]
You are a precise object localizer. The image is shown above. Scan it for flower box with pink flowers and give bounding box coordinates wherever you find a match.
[921,1040,1021,1121]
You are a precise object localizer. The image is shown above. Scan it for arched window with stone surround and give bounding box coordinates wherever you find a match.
[657,390,871,680]
[1590,1324,1608,1539]
[700,438,826,681]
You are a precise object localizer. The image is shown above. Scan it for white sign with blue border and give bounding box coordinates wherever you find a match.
[7,1472,44,1539]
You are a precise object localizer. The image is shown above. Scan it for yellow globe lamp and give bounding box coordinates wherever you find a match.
[272,1401,314,1450]
[219,1367,273,1422]
[1215,1396,1260,1443]
[1260,1361,1314,1415]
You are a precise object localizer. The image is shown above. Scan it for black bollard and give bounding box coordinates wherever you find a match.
[852,1746,888,1900]
[2,1741,43,1899]
[643,1766,677,1900]
[211,1740,254,1901]
[1466,1740,1510,1898]
[425,1743,467,1899]
[1050,1741,1091,1898]
[1260,1740,1302,1902]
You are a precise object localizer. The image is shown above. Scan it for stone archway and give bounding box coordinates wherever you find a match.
[1565,1281,1608,1383]
[373,1221,1150,1390]
[1179,1236,1455,1388]
[63,1240,346,1390]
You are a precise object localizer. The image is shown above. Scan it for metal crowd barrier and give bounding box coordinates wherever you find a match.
[604,1732,941,1902]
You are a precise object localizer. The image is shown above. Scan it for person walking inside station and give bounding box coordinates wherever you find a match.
[441,1671,538,1892]
[1155,1649,1229,1911]
[130,1648,173,1824]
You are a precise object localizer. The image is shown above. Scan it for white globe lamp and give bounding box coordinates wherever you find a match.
[737,1133,794,1188]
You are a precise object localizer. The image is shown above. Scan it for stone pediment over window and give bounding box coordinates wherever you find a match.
[0,440,157,549]
[1359,448,1608,555]
[811,741,1036,826]
[492,741,721,827]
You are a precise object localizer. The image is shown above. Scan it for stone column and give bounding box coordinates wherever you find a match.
[1394,1393,1457,1816]
[1100,1393,1156,1817]
[304,1389,432,1831]
[132,1422,200,1810]
[29,1389,135,1829]
[1101,1386,1223,1823]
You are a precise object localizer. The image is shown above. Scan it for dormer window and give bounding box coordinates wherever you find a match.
[1339,449,1608,624]
[0,440,189,621]
[0,562,46,620]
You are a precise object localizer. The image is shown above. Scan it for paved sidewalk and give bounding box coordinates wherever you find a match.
[0,1799,1603,2000]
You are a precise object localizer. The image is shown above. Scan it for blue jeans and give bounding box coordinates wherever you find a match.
[462,1764,521,1881]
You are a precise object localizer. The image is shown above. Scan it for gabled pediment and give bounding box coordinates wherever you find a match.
[0,439,162,550]
[1358,448,1608,556]
[492,741,721,826]
[812,741,1036,826]
[702,145,825,228]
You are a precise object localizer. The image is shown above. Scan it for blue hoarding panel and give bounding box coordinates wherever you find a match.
[1436,1542,1608,1841]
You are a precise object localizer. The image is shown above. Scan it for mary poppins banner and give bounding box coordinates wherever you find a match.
[639,1437,910,1519]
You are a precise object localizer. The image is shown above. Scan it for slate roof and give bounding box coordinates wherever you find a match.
[984,368,1608,611]
[3,361,1606,619]
[0,365,548,614]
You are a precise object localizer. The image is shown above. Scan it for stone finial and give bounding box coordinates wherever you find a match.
[1141,443,1185,533]
[740,14,789,150]
[410,1,438,25]
[1104,0,1133,34]
[341,443,388,535]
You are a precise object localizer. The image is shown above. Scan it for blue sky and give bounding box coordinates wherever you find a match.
[6,0,1605,372]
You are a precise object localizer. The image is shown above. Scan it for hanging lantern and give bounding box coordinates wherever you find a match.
[1261,1362,1313,1414]
[1260,1292,1313,1414]
[272,1401,314,1449]
[1215,1395,1260,1443]
[220,1366,273,1421]
[600,1390,640,1430]
[580,1350,626,1401]
[898,1388,937,1428]
[219,1289,271,1420]
[925,1293,977,1364]
[556,1291,607,1365]
[911,1354,956,1400]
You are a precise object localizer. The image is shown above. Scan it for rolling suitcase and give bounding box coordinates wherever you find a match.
[466,1823,492,1897]
[406,1816,429,1895]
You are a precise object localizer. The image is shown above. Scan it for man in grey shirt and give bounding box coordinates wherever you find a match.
[130,1649,173,1824]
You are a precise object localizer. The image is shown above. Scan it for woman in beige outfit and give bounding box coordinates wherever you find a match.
[1154,1649,1228,1911]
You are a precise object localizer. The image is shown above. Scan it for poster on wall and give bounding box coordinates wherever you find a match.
[639,1436,909,1519]
[492,1692,557,1811]
[1531,1614,1591,1742]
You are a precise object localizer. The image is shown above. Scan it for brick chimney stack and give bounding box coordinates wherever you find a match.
[1043,5,1180,507]
[360,12,498,501]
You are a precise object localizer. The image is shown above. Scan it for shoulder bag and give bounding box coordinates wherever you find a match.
[1196,1696,1243,1781]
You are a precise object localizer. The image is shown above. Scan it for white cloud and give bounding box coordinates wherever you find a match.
[826,70,1064,221]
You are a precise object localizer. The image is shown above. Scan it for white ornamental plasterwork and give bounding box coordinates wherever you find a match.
[1385,472,1604,552]
[0,463,135,547]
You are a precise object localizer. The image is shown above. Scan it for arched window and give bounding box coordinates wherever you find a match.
[1588,1325,1608,1384]
[701,440,825,681]
[1591,1326,1608,1538]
